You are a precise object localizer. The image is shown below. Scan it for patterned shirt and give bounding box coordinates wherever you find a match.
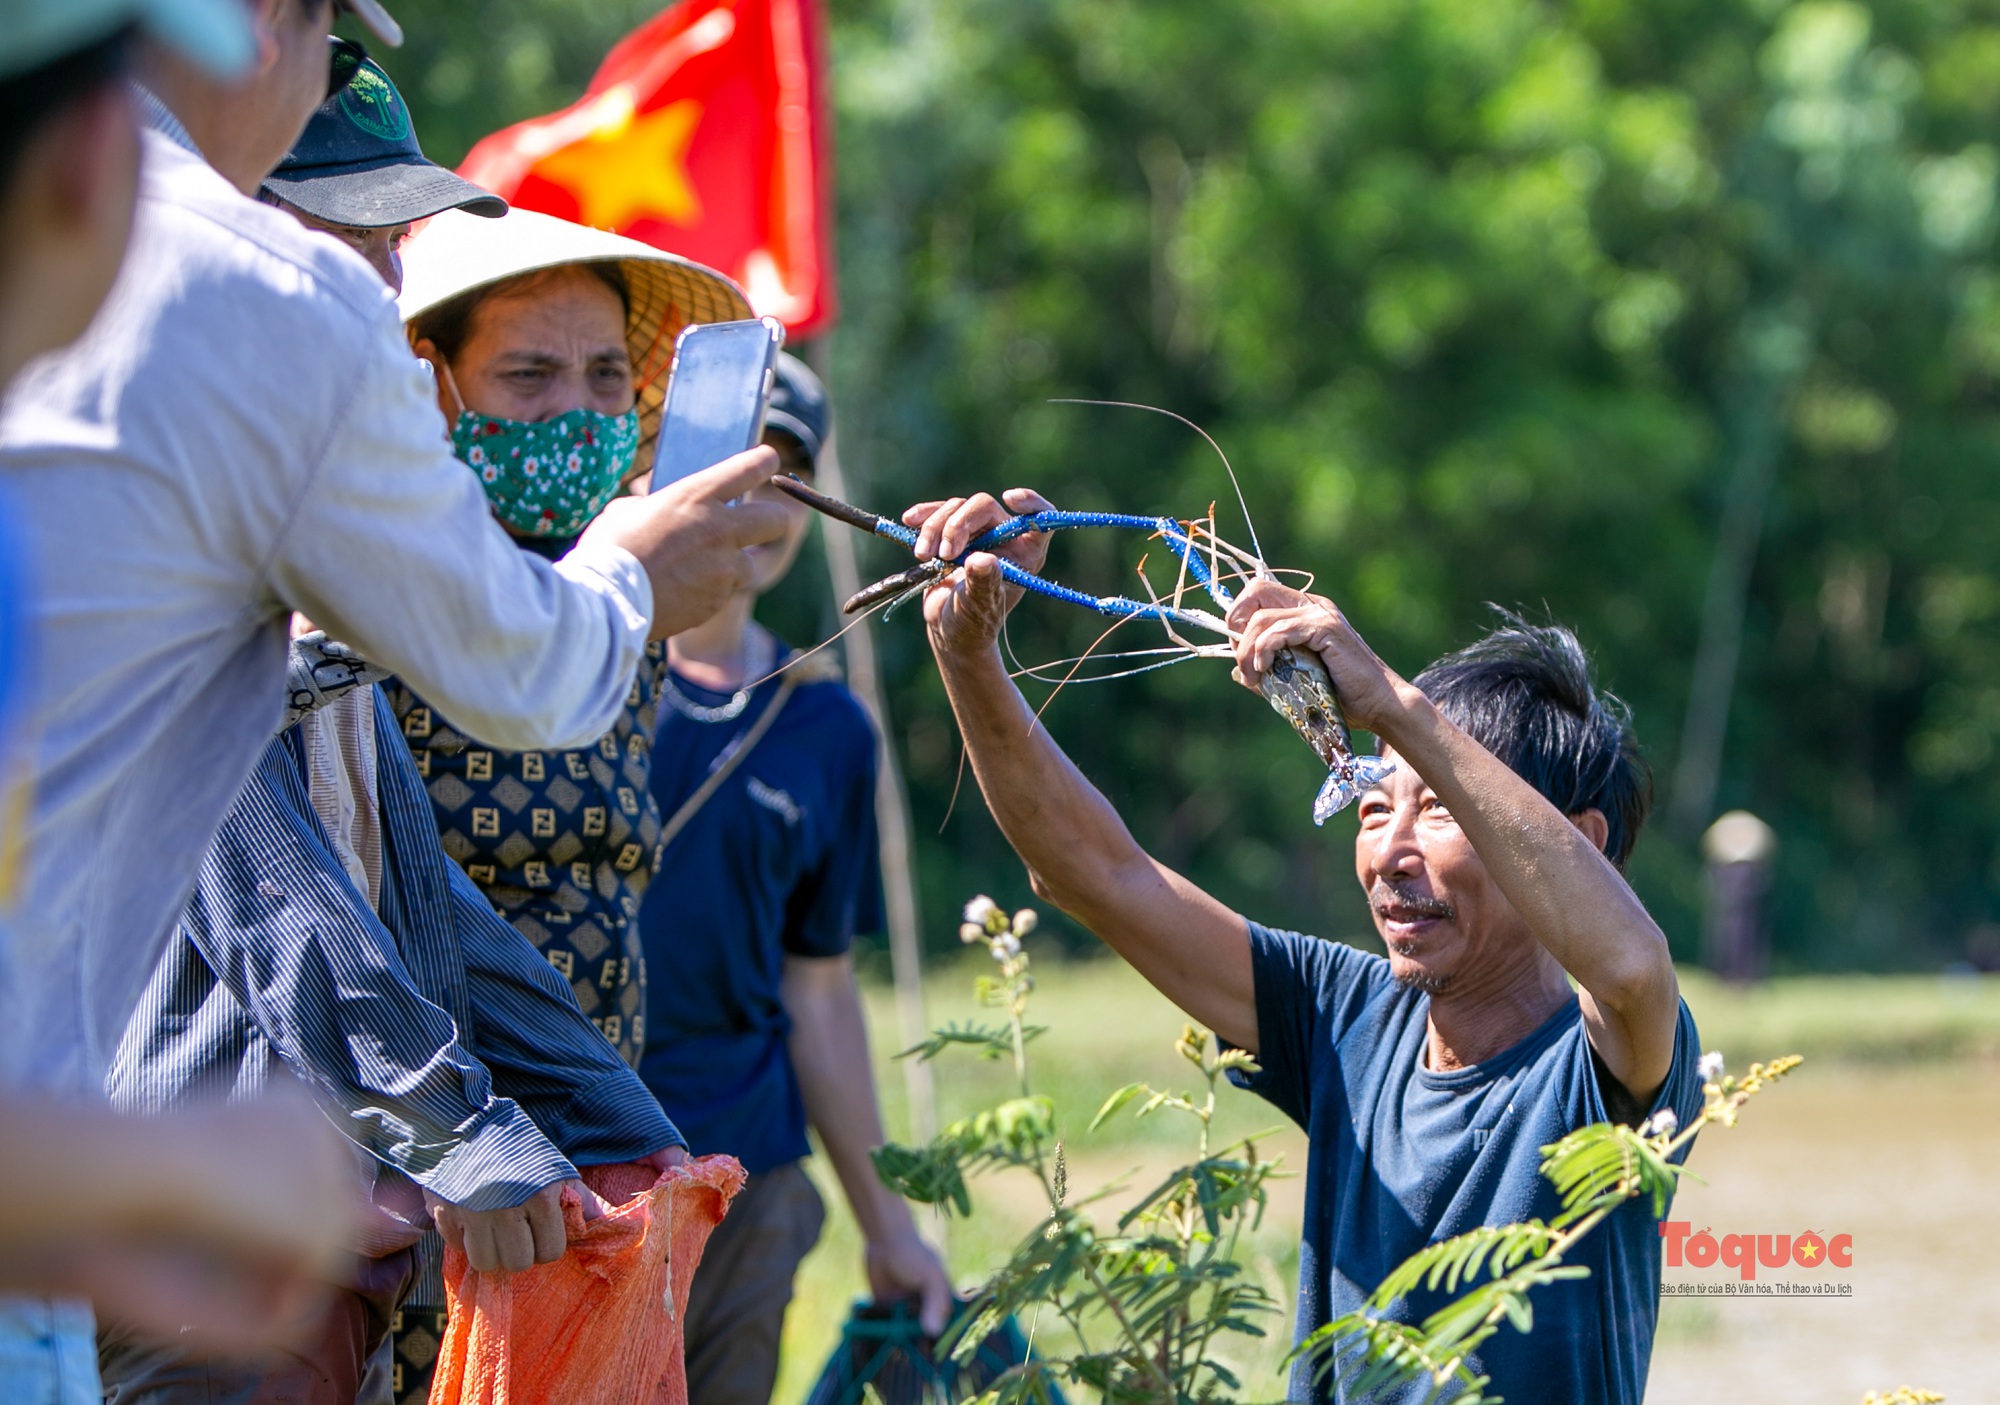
[388,640,666,1067]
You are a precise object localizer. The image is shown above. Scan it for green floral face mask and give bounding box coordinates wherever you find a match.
[450,406,641,538]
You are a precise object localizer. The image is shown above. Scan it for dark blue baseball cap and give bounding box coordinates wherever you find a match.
[765,352,830,467]
[261,57,504,228]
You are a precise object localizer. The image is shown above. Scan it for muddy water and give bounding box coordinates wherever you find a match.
[1644,1063,2000,1403]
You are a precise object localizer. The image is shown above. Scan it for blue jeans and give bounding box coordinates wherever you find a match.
[0,1296,97,1405]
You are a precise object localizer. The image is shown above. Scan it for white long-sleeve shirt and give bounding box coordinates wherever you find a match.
[0,126,654,1092]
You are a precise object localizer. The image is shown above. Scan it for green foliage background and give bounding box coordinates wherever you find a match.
[371,0,2000,970]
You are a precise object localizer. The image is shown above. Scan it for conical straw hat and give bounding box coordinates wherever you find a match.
[398,206,752,471]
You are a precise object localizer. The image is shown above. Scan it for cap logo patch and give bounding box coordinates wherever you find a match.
[339,66,409,142]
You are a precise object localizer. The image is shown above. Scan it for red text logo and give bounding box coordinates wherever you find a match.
[1660,1222,1852,1281]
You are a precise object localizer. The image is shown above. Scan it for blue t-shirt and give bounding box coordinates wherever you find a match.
[638,652,884,1174]
[1237,921,1703,1405]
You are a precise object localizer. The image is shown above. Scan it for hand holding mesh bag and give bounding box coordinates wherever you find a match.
[428,1154,747,1405]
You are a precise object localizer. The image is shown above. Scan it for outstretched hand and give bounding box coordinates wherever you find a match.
[907,489,1055,662]
[582,446,791,640]
[1224,579,1410,738]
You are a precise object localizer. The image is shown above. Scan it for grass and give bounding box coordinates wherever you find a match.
[1677,966,2000,1064]
[768,945,2000,1405]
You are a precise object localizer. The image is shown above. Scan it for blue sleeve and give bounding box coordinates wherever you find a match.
[1231,920,1391,1129]
[783,692,882,957]
[1649,1001,1705,1159]
[1567,998,1703,1159]
[449,859,684,1166]
[178,747,580,1211]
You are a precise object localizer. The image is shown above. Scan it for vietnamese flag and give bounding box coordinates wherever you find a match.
[459,0,836,338]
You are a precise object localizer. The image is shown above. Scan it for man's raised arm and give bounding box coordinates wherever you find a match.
[1226,580,1680,1101]
[912,491,1257,1051]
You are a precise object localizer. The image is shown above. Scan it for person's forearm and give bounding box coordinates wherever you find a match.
[268,349,650,753]
[0,1095,352,1265]
[171,811,580,1210]
[936,643,1258,1049]
[784,963,909,1243]
[0,1101,203,1246]
[1371,684,1673,1009]
[937,645,1152,916]
[448,868,683,1167]
[787,956,953,1329]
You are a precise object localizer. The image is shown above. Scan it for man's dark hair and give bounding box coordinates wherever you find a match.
[1411,609,1651,869]
[0,26,136,200]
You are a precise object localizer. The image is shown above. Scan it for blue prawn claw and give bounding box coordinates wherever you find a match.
[1313,754,1397,826]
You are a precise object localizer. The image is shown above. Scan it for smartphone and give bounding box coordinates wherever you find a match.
[648,316,787,491]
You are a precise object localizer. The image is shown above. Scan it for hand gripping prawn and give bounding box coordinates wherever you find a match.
[772,474,1393,821]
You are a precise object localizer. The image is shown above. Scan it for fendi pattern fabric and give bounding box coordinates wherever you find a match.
[387,641,667,1067]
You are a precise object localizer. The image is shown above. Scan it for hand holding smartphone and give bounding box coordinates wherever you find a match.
[649,316,786,493]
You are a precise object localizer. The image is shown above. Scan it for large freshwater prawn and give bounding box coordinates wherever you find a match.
[774,403,1393,823]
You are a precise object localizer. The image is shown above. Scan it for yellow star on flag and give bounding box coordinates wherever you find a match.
[532,97,704,231]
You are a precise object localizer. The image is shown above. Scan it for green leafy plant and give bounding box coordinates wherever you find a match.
[876,900,1835,1405]
[871,896,1283,1405]
[1294,1051,1803,1404]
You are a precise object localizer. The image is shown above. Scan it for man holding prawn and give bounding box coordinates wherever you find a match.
[905,489,1704,1405]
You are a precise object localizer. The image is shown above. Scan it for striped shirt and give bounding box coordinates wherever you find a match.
[108,686,679,1306]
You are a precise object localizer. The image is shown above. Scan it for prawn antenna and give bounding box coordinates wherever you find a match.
[1049,398,1265,568]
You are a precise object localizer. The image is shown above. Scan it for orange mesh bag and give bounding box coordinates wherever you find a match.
[428,1154,747,1405]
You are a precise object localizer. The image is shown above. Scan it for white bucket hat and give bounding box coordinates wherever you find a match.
[398,206,751,469]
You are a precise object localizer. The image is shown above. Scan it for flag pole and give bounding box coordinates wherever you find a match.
[801,344,937,1150]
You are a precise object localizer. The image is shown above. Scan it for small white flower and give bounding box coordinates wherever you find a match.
[991,932,1022,960]
[1012,908,1038,936]
[963,895,1001,928]
[958,922,985,945]
[1639,1108,1679,1138]
[1698,1051,1726,1083]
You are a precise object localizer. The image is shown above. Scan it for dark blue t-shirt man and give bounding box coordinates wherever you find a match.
[637,354,953,1405]
[1239,923,1704,1404]
[911,504,1700,1405]
[640,659,883,1170]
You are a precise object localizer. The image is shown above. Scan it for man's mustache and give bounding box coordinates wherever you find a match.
[1370,881,1455,921]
